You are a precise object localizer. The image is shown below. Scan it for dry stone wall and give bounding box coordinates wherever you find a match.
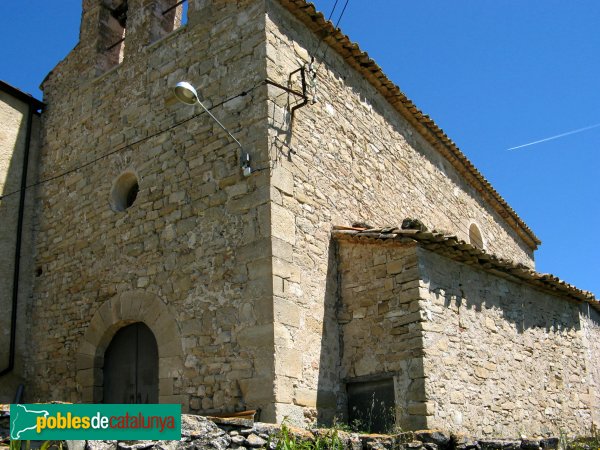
[0,409,568,450]
[418,248,598,437]
[264,0,536,424]
[28,0,277,418]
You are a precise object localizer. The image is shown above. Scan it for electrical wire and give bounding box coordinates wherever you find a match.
[333,0,350,33]
[314,0,350,76]
[326,0,341,21]
[311,0,340,61]
[0,81,266,202]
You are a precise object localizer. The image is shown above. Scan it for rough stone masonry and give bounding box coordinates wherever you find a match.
[0,0,597,440]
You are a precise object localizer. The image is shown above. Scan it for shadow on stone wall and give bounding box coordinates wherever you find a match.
[315,238,343,425]
[421,250,582,334]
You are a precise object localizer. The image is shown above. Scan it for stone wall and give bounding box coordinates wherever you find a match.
[337,240,427,431]
[27,0,278,418]
[264,0,535,265]
[0,89,40,402]
[580,305,600,428]
[15,0,582,431]
[418,248,597,437]
[263,0,536,424]
[334,237,598,437]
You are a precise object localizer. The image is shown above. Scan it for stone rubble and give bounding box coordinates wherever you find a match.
[0,413,569,450]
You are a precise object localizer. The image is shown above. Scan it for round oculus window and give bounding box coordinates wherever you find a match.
[110,171,139,212]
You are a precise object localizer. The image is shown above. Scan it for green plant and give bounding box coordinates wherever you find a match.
[328,416,352,433]
[559,424,600,450]
[347,394,397,434]
[269,422,344,450]
[313,428,344,450]
[9,440,23,450]
[558,428,570,450]
[269,422,314,450]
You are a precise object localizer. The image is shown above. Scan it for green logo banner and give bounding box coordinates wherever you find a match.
[10,404,181,440]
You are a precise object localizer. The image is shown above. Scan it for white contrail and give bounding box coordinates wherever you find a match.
[507,122,600,151]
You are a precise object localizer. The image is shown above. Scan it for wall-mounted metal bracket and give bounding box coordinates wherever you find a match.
[264,66,309,122]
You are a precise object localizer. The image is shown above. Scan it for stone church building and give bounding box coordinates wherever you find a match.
[1,0,598,438]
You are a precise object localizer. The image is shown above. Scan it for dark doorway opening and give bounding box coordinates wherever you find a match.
[103,322,158,403]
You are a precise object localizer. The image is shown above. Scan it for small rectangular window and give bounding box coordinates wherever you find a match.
[347,378,396,433]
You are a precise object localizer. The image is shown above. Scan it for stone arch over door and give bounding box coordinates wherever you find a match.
[76,290,186,407]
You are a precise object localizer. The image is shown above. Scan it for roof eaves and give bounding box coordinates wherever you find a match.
[332,225,597,311]
[0,80,44,112]
[278,0,541,249]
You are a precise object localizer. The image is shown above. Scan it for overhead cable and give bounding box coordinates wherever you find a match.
[0,82,265,201]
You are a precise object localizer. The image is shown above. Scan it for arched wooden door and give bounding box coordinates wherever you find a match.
[103,322,158,403]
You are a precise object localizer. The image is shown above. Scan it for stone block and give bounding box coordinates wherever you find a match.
[248,257,272,280]
[294,388,317,407]
[238,377,274,404]
[271,202,296,245]
[237,324,274,348]
[274,323,293,347]
[273,257,294,278]
[159,356,183,378]
[272,166,294,196]
[274,297,300,328]
[407,401,435,416]
[75,352,95,371]
[275,348,303,379]
[387,259,404,275]
[159,377,174,396]
[76,368,95,388]
[272,236,294,262]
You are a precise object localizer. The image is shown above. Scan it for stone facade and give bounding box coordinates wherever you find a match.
[0,0,597,439]
[419,248,596,437]
[337,241,426,431]
[334,229,599,437]
[0,82,41,400]
[25,0,275,418]
[263,0,539,425]
[580,306,600,427]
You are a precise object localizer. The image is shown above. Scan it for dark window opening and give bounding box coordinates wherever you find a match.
[110,172,139,212]
[347,378,396,434]
[469,223,484,250]
[152,0,187,42]
[126,182,139,209]
[110,0,128,28]
[98,0,128,72]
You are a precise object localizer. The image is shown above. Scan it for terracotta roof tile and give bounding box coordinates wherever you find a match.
[279,1,541,249]
[332,225,598,311]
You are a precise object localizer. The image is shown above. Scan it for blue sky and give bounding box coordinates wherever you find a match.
[1,1,598,295]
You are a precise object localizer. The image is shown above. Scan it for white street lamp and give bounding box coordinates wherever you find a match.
[174,81,251,176]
